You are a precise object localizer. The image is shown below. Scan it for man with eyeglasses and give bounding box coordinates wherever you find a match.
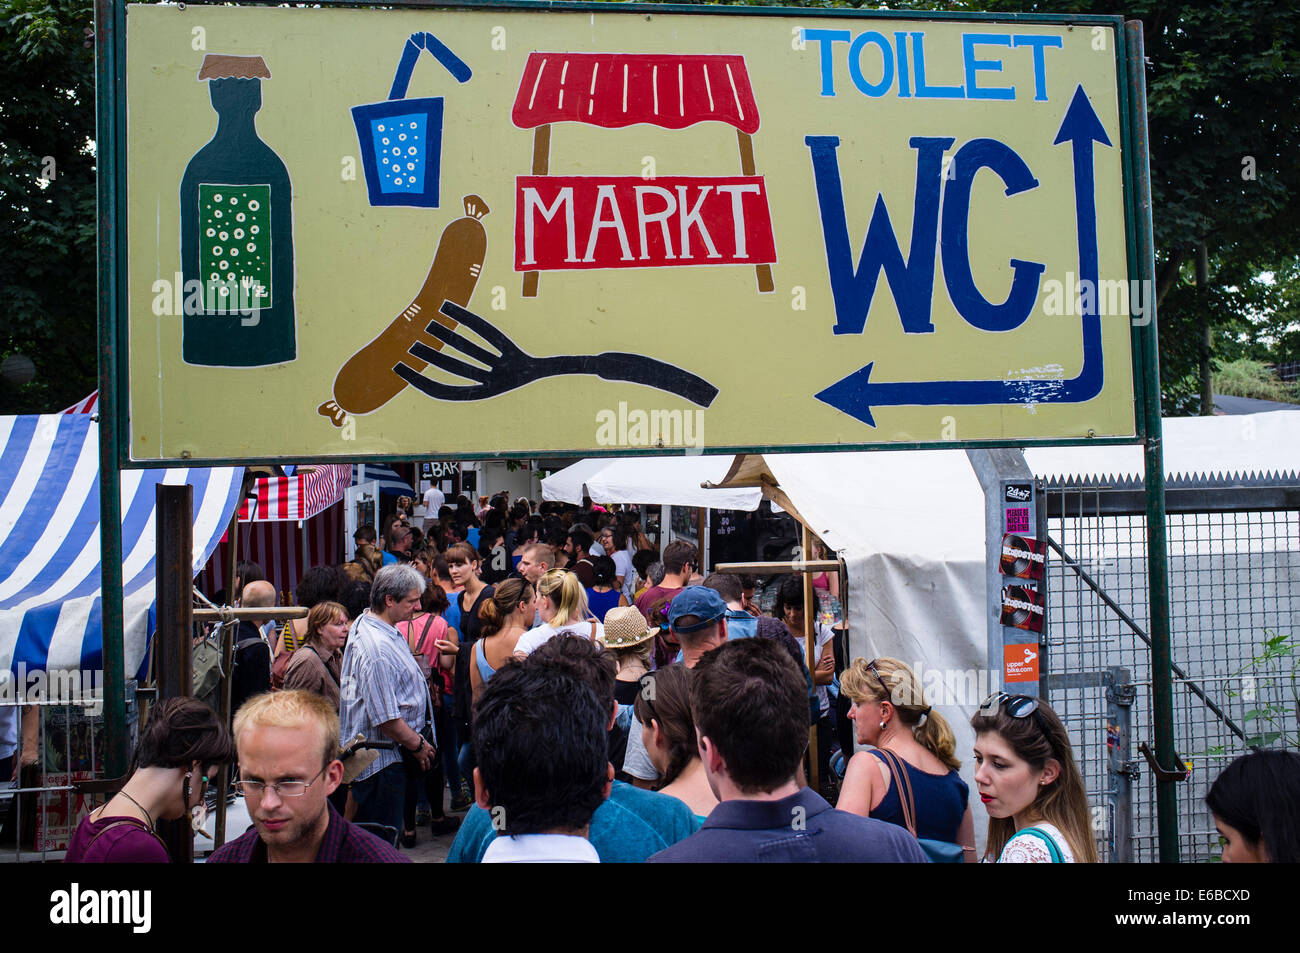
[208,690,408,863]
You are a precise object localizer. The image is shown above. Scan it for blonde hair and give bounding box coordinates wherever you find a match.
[233,690,340,770]
[840,656,960,771]
[535,568,589,627]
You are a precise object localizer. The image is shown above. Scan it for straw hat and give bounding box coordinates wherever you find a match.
[599,606,657,650]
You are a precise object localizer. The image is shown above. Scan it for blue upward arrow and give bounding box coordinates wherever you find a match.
[816,85,1112,428]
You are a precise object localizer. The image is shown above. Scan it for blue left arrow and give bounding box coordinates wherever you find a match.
[816,85,1112,428]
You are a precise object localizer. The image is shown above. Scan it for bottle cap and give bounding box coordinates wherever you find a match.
[198,54,270,81]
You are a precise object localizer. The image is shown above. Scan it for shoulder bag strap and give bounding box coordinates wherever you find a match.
[876,749,917,837]
[417,613,437,657]
[1017,826,1065,863]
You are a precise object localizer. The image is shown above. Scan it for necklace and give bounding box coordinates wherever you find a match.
[116,789,156,832]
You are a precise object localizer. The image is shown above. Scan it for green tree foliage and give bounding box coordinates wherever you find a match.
[0,0,96,414]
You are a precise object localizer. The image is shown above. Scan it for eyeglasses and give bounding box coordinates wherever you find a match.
[233,766,327,799]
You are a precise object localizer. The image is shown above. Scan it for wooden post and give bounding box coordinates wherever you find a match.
[737,130,774,294]
[801,524,819,794]
[521,124,551,298]
[695,507,705,572]
[155,483,194,864]
[213,475,248,849]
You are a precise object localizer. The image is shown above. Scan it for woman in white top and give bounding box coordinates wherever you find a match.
[514,569,604,656]
[970,694,1097,863]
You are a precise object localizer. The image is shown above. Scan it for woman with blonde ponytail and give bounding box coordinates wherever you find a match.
[838,657,976,861]
[468,578,534,705]
[513,568,605,656]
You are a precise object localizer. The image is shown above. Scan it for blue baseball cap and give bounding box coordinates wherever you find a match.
[667,586,727,633]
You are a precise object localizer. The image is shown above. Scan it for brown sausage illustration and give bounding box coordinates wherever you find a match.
[318,194,489,426]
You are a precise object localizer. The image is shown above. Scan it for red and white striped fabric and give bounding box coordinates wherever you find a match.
[61,391,99,415]
[196,503,344,603]
[239,465,353,522]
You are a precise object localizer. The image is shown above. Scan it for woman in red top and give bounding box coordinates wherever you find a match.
[66,697,235,862]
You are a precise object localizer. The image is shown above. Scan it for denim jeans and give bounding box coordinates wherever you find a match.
[350,761,406,833]
[456,717,475,790]
[435,694,463,793]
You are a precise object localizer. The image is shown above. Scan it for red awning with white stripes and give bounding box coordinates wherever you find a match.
[61,392,99,415]
[511,53,760,134]
[238,465,352,523]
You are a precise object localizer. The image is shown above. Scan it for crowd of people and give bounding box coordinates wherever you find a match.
[61,492,1300,864]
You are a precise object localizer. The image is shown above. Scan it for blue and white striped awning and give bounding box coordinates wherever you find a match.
[353,463,416,499]
[0,415,244,679]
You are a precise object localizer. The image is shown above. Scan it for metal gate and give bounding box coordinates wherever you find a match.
[1043,477,1300,862]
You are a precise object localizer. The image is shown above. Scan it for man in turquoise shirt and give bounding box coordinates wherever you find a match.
[447,636,700,862]
[447,780,700,863]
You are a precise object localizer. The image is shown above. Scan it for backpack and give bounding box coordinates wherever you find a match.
[193,626,265,711]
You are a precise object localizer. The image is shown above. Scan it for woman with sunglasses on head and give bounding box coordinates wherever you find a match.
[66,697,236,862]
[970,693,1097,862]
[838,657,976,861]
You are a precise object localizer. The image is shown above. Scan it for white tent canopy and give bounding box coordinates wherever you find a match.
[541,454,763,511]
[1024,410,1300,482]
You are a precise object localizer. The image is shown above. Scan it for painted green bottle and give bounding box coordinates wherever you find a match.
[180,54,295,366]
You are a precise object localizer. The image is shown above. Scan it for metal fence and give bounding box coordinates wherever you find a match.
[1043,479,1300,863]
[0,685,139,863]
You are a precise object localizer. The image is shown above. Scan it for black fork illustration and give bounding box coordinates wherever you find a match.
[392,301,719,407]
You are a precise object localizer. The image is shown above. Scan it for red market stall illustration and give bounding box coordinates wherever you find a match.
[510,52,777,297]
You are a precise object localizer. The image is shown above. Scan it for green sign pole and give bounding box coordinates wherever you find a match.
[1126,19,1179,862]
[96,0,129,778]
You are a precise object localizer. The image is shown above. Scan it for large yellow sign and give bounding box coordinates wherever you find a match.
[124,4,1138,462]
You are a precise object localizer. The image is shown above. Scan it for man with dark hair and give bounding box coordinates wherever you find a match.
[634,540,697,622]
[649,639,926,862]
[448,636,699,862]
[382,521,414,566]
[354,524,378,547]
[473,655,610,862]
[566,526,597,587]
[339,580,371,624]
[702,572,820,725]
[233,560,265,604]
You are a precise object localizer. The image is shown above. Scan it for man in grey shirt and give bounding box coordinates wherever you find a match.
[340,564,435,834]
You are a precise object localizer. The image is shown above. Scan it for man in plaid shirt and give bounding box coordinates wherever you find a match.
[208,691,407,863]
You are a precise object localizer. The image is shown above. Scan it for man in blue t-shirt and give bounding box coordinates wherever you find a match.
[446,635,700,862]
[447,779,699,863]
